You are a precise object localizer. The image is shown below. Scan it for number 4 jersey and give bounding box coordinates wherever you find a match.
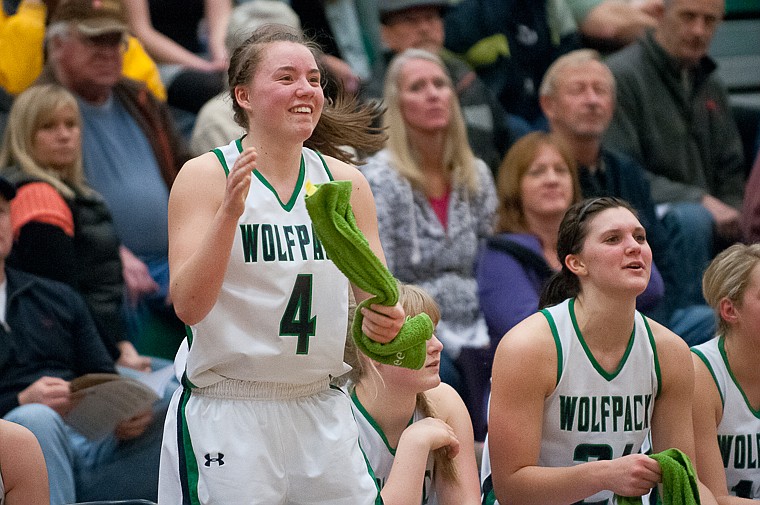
[692,337,760,499]
[183,139,351,389]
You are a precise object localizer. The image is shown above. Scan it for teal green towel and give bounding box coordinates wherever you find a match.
[615,448,700,505]
[304,180,433,369]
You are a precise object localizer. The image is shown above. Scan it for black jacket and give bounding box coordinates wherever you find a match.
[0,267,115,416]
[4,170,125,360]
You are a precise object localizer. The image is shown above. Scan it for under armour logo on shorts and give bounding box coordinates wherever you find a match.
[204,453,225,467]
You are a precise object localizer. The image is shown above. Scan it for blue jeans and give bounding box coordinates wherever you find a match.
[669,304,716,347]
[661,202,715,309]
[5,399,167,504]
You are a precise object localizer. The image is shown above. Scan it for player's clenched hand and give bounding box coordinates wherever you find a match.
[115,409,153,441]
[221,147,256,219]
[403,417,461,459]
[604,454,661,498]
[361,301,406,344]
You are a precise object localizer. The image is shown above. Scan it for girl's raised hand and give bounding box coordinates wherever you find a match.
[221,147,256,219]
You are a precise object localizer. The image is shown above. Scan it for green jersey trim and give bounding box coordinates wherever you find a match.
[252,154,305,212]
[314,150,335,181]
[719,336,760,418]
[213,137,244,176]
[350,388,413,456]
[691,347,724,408]
[212,148,229,175]
[642,316,661,399]
[179,387,201,504]
[569,298,635,382]
[540,307,563,386]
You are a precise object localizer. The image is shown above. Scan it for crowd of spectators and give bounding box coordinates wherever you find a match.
[0,0,758,502]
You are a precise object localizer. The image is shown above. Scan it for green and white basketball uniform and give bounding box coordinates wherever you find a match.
[158,139,379,505]
[185,138,350,388]
[481,298,660,505]
[350,389,436,505]
[692,337,760,499]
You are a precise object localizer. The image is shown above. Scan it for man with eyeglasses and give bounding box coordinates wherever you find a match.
[38,0,188,354]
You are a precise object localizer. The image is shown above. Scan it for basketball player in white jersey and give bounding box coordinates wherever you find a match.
[482,197,718,505]
[345,283,481,505]
[157,24,405,504]
[692,243,760,503]
[0,419,48,505]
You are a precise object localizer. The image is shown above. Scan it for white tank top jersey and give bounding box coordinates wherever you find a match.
[183,138,351,388]
[481,298,660,505]
[692,337,760,499]
[350,389,437,505]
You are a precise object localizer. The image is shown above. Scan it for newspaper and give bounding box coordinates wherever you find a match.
[64,365,174,439]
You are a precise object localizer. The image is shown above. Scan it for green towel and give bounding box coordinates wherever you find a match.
[304,179,433,370]
[615,448,700,505]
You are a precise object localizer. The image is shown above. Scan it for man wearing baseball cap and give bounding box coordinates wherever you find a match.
[51,0,129,36]
[38,0,188,359]
[362,0,511,177]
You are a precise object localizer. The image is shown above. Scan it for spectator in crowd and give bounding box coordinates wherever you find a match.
[540,48,714,345]
[477,133,580,345]
[344,283,482,505]
[190,0,301,156]
[361,48,497,441]
[0,174,165,505]
[0,0,165,100]
[0,83,152,371]
[741,149,760,243]
[362,0,510,175]
[481,197,718,505]
[39,0,188,356]
[692,243,760,503]
[567,0,663,51]
[122,0,231,115]
[605,0,745,306]
[0,419,49,505]
[477,132,666,353]
[443,0,580,136]
[0,0,49,96]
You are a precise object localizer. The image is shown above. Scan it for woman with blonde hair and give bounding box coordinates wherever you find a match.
[692,243,760,503]
[346,283,481,505]
[0,83,150,371]
[361,47,497,441]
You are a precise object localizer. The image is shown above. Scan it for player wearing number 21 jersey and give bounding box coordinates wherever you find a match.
[481,298,660,505]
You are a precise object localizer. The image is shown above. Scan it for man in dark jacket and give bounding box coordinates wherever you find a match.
[39,0,188,350]
[604,0,744,306]
[0,174,165,504]
[444,0,580,134]
[540,48,715,345]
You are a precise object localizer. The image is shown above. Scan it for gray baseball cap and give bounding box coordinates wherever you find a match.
[378,0,448,23]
